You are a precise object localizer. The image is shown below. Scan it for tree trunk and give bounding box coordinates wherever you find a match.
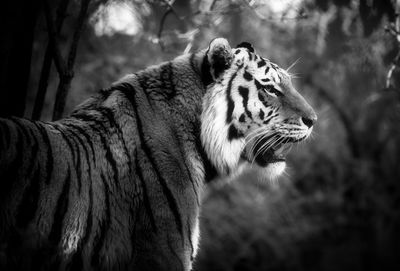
[0,0,40,117]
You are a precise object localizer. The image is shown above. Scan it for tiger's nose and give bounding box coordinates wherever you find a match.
[302,116,316,128]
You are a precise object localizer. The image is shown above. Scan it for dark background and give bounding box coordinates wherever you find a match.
[1,0,400,270]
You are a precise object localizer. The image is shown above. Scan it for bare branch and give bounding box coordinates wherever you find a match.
[66,0,90,69]
[157,0,186,51]
[52,0,91,121]
[160,0,182,20]
[157,8,173,51]
[43,0,67,75]
[32,0,70,120]
[209,0,218,11]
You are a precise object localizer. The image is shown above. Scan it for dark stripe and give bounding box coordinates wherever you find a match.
[237,42,254,53]
[114,83,136,105]
[234,49,240,54]
[34,122,54,185]
[239,114,246,122]
[247,51,252,60]
[226,64,243,123]
[16,168,41,227]
[64,125,92,173]
[49,166,71,244]
[99,86,115,99]
[263,111,275,124]
[121,84,184,237]
[189,53,197,74]
[69,133,83,193]
[53,125,82,192]
[134,73,154,107]
[72,113,121,190]
[97,107,132,174]
[259,109,265,119]
[243,70,253,81]
[99,132,120,189]
[238,86,252,118]
[254,79,263,91]
[91,172,111,267]
[265,66,270,74]
[65,123,97,164]
[192,122,218,182]
[201,51,213,86]
[261,78,270,82]
[228,124,243,140]
[134,152,157,232]
[263,117,273,124]
[258,59,266,68]
[258,93,268,106]
[24,128,39,178]
[159,62,175,99]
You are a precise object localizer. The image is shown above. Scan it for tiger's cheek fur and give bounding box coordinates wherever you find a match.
[201,77,245,175]
[200,64,278,176]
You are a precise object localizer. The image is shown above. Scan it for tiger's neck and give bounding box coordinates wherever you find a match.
[106,52,217,193]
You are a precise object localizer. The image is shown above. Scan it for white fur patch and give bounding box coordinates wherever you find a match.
[62,223,82,255]
[191,218,200,259]
[201,72,245,176]
[256,161,286,181]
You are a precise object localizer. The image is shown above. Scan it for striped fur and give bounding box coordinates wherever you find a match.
[0,38,316,271]
[0,50,209,271]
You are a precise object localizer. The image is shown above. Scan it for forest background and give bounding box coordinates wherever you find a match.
[0,0,399,270]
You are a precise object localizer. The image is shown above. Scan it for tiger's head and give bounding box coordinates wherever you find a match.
[201,38,317,180]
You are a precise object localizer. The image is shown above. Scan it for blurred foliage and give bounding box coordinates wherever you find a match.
[24,0,400,270]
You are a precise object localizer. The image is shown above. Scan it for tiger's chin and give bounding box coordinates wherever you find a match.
[241,141,292,181]
[240,156,286,181]
[252,161,286,181]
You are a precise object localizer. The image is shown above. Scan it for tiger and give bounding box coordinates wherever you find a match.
[0,38,316,271]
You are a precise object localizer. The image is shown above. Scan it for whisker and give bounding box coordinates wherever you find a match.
[251,134,277,164]
[286,57,301,72]
[252,134,282,163]
[256,135,281,157]
[250,134,276,161]
[244,129,276,156]
[245,127,273,142]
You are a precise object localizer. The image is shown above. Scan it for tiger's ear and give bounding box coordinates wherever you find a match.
[236,42,255,53]
[206,38,233,81]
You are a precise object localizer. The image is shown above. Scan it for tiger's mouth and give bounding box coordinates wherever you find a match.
[245,135,304,167]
